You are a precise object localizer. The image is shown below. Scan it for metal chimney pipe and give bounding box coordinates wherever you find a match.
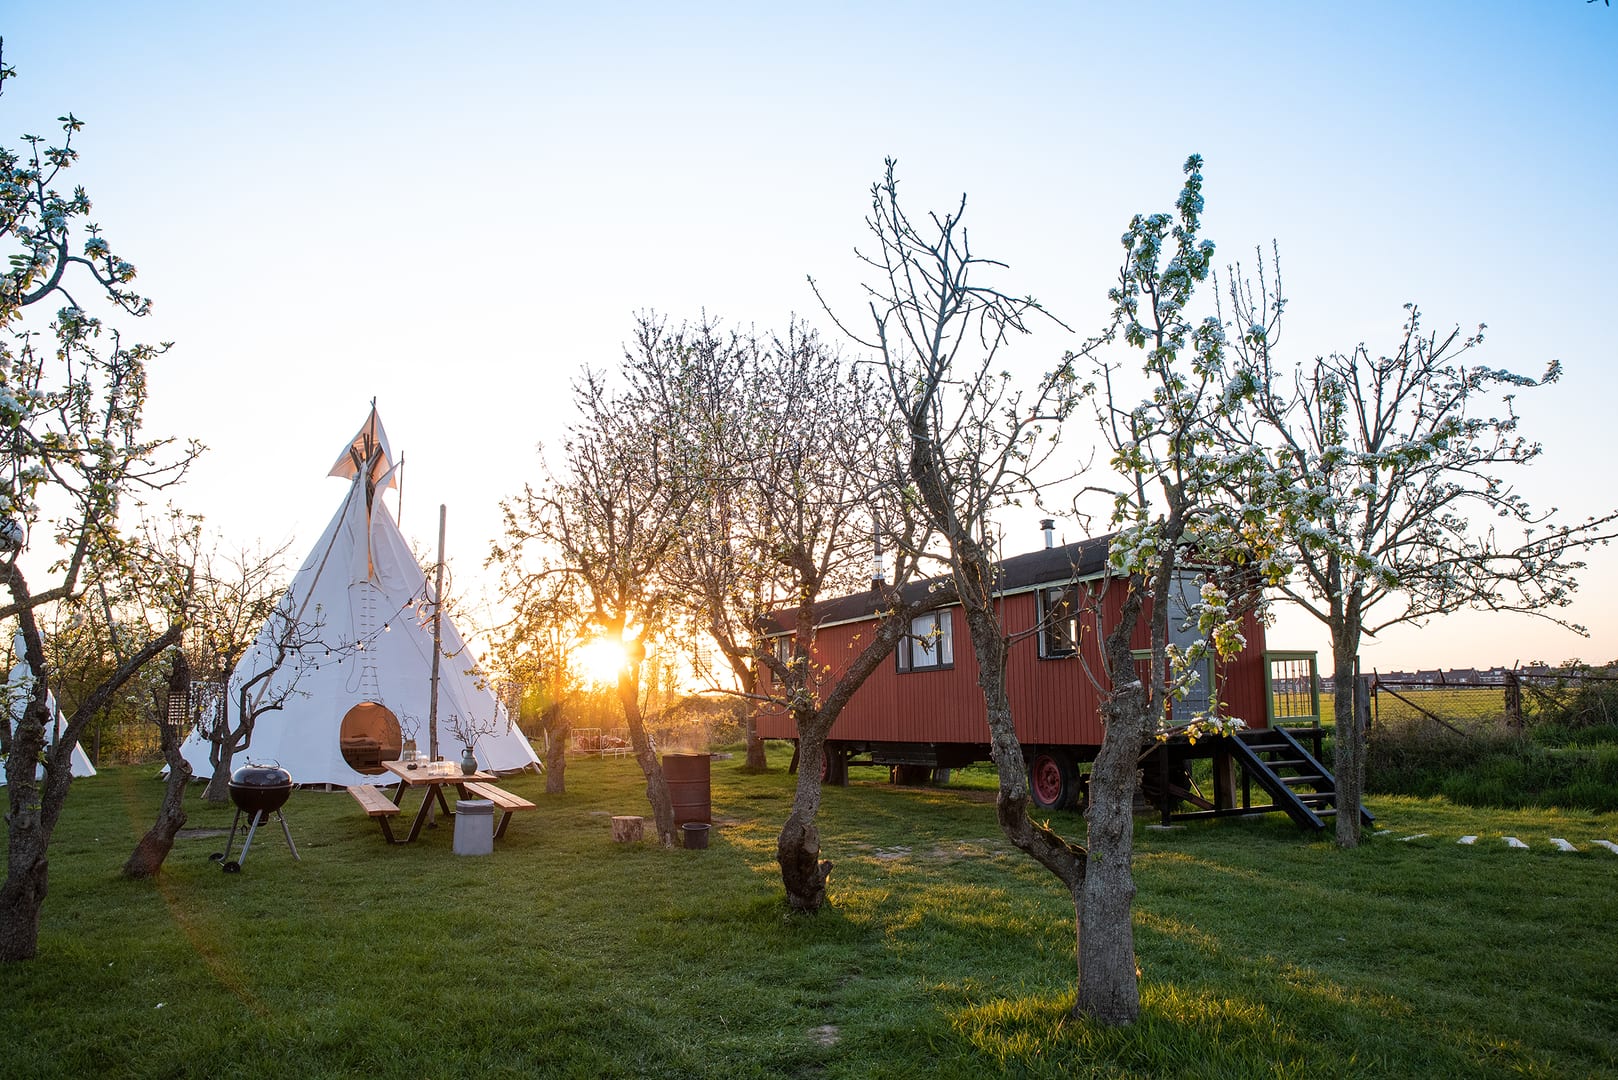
[871,529,885,592]
[1040,519,1056,549]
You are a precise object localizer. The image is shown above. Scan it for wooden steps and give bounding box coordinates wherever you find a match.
[1141,726,1374,832]
[1227,727,1375,831]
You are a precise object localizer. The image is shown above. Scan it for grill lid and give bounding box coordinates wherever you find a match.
[230,763,292,788]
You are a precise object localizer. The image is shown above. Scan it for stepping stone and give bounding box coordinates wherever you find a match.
[1457,835,1478,845]
[1593,840,1618,855]
[1397,833,1429,842]
[1504,836,1529,849]
[1550,838,1577,852]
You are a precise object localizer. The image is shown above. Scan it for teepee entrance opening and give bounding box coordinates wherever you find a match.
[339,702,402,774]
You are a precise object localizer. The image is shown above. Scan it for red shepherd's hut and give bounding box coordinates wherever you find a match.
[755,532,1364,831]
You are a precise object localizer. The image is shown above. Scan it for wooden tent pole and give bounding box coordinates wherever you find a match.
[428,503,446,761]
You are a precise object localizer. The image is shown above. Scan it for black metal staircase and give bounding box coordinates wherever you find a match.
[1227,726,1374,831]
[1143,725,1375,832]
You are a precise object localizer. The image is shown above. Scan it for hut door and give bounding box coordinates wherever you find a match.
[1168,572,1211,720]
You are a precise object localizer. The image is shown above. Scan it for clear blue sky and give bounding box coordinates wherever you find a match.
[4,2,1615,671]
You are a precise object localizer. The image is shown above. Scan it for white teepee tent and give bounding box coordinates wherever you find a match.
[4,632,97,784]
[179,408,538,786]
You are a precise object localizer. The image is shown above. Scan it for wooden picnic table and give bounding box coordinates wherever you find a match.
[377,759,499,844]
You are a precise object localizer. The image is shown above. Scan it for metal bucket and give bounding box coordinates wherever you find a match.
[453,799,494,856]
[662,752,711,825]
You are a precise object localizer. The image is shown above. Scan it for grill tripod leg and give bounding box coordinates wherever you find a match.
[235,812,265,867]
[211,808,246,866]
[278,811,300,861]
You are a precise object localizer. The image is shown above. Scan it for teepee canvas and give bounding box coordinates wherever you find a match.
[4,632,98,785]
[180,408,538,786]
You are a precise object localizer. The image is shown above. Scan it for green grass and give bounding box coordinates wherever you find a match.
[1361,716,1618,811]
[2,750,1616,1078]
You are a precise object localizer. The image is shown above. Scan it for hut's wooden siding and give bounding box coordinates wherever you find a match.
[755,581,1271,749]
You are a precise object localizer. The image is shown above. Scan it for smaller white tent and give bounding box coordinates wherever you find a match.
[3,632,97,784]
[179,407,539,787]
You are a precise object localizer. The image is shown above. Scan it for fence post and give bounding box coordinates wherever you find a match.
[1355,674,1372,734]
[1505,670,1522,733]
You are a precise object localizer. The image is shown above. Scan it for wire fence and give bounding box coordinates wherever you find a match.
[1514,666,1618,728]
[1359,666,1618,734]
[1369,678,1505,734]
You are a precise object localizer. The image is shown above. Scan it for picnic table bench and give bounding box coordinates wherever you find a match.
[347,783,402,844]
[461,781,537,839]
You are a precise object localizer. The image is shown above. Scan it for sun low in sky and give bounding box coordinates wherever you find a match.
[575,638,631,687]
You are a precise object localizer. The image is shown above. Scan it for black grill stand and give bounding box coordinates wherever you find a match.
[210,807,300,873]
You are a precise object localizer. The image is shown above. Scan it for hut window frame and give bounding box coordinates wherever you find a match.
[898,610,954,672]
[1038,584,1081,659]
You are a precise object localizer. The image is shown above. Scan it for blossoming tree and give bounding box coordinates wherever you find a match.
[1223,257,1618,846]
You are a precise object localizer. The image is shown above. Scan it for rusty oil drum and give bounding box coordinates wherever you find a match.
[662,752,711,825]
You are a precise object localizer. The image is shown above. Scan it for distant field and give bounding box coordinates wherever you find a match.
[1370,685,1507,727]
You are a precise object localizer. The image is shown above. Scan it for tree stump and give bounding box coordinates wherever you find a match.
[611,815,644,843]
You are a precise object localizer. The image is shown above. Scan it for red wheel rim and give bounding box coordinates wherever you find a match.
[1032,755,1064,804]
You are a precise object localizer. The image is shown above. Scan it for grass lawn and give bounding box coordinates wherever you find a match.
[2,748,1615,1079]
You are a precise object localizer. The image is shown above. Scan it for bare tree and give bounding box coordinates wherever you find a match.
[621,316,777,770]
[1223,255,1618,846]
[197,584,331,803]
[615,312,947,909]
[830,156,1263,1025]
[166,532,295,802]
[821,158,1106,986]
[494,370,691,847]
[122,649,191,879]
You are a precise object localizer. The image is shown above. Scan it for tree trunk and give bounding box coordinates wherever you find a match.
[1076,581,1150,1025]
[743,707,768,770]
[769,595,923,913]
[618,664,676,847]
[2,707,86,961]
[2,624,74,961]
[1,704,53,962]
[544,717,569,795]
[0,853,47,962]
[202,755,233,803]
[1077,703,1144,1023]
[124,658,193,879]
[203,691,235,803]
[0,571,182,961]
[777,728,831,912]
[123,760,190,879]
[1331,632,1363,848]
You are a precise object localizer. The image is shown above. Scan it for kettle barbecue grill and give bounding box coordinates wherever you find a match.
[210,763,300,872]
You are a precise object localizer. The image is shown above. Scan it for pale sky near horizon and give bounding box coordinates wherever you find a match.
[4,2,1615,673]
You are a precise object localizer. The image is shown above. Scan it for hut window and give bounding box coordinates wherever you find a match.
[1038,585,1080,659]
[898,610,954,672]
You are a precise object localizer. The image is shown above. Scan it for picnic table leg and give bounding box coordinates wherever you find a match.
[493,810,514,840]
[405,788,436,843]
